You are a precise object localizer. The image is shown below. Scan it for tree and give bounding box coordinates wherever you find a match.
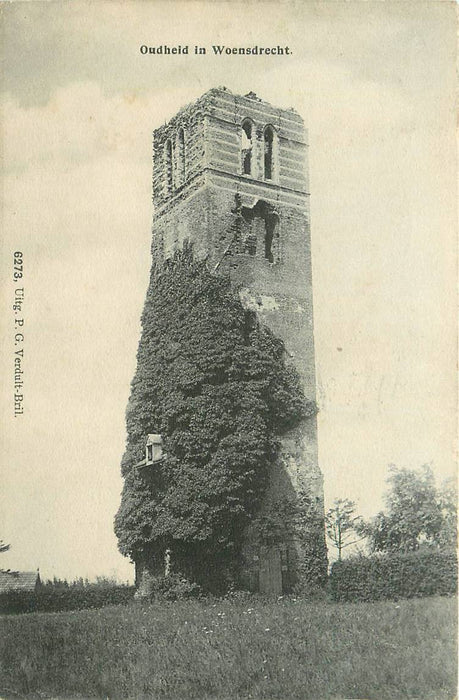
[325,499,364,560]
[114,246,316,590]
[361,464,450,553]
[0,540,10,554]
[437,477,457,549]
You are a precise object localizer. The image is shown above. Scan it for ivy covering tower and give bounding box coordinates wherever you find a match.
[115,88,328,594]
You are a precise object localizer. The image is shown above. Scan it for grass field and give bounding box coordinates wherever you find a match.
[0,595,456,699]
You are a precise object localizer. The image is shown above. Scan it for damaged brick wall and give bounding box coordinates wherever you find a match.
[145,87,327,593]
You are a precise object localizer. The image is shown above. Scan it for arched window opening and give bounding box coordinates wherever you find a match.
[176,128,186,186]
[264,126,274,180]
[241,120,253,175]
[165,139,173,194]
[241,201,279,264]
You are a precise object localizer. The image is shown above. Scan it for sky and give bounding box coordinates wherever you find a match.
[0,1,456,582]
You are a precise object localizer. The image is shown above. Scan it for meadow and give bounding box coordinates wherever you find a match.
[0,595,456,700]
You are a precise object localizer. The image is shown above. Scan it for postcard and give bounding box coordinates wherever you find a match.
[1,2,456,698]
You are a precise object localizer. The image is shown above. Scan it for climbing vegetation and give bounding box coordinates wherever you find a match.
[115,246,314,588]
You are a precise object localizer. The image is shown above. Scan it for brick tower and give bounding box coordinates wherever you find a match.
[142,87,326,593]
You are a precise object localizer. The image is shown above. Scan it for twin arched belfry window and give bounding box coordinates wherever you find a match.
[241,120,277,181]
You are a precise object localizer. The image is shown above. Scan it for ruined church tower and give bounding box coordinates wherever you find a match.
[140,87,326,593]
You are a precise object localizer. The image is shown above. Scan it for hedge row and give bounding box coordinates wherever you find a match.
[0,585,136,614]
[329,550,457,602]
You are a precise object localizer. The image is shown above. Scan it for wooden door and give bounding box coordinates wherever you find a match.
[259,546,282,595]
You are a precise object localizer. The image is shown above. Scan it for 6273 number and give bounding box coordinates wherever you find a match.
[14,251,23,281]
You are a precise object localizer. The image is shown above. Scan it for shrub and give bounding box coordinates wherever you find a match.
[147,573,202,601]
[329,549,457,602]
[0,584,135,615]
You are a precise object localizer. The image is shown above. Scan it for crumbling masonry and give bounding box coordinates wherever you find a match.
[135,87,327,594]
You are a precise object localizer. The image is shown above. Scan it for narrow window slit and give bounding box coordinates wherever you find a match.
[241,120,253,175]
[165,139,173,194]
[264,126,274,180]
[177,129,186,186]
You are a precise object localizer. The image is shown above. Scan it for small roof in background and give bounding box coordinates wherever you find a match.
[146,434,162,444]
[0,570,40,593]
